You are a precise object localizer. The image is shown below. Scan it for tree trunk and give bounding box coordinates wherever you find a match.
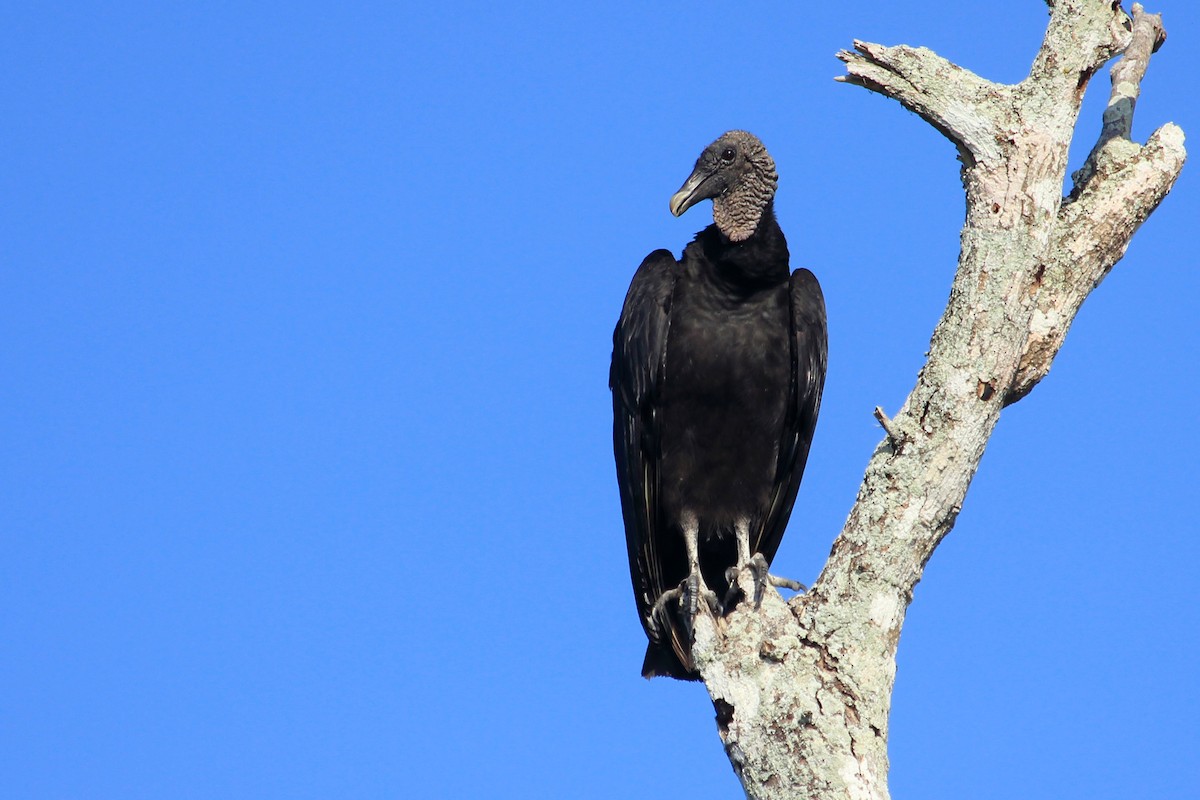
[689,3,1185,797]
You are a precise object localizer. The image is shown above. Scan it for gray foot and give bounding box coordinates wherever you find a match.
[650,575,720,642]
[683,572,721,638]
[725,554,808,609]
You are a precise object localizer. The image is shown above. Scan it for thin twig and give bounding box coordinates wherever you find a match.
[873,406,904,448]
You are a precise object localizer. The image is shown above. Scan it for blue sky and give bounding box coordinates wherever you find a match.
[3,3,1197,798]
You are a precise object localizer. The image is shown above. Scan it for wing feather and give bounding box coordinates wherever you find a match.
[610,250,677,643]
[754,268,828,563]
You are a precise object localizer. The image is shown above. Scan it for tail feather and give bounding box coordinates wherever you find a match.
[641,642,700,681]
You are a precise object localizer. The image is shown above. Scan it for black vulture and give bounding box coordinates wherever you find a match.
[610,131,827,680]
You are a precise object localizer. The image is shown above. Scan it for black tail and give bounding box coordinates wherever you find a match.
[641,642,700,681]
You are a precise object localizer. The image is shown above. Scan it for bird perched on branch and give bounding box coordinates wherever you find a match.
[611,131,827,680]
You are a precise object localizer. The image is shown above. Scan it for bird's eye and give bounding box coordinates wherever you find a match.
[720,147,737,162]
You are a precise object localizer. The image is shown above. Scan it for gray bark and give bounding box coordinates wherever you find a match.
[688,4,1185,798]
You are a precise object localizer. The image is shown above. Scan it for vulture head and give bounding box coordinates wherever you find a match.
[669,130,778,242]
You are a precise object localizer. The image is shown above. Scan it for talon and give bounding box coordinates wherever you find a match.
[769,574,806,593]
[704,589,722,616]
[648,584,684,638]
[722,566,742,610]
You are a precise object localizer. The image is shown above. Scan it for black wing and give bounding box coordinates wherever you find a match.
[610,249,677,653]
[754,267,828,564]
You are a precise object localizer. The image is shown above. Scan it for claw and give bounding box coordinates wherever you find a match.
[768,573,806,593]
[650,584,683,624]
[722,566,743,609]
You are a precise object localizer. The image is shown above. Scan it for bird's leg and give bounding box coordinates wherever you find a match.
[725,518,806,608]
[646,514,720,645]
[680,512,720,636]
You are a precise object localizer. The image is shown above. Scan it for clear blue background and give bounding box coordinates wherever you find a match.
[3,3,1197,798]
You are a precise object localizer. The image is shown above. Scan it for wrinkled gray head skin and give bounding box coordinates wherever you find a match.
[669,130,778,242]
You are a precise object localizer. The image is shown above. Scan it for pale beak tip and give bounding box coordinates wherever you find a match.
[669,190,689,217]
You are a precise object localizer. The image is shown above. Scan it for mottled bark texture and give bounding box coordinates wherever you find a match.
[689,4,1185,798]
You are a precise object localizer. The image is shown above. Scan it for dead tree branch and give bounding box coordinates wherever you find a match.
[690,4,1185,798]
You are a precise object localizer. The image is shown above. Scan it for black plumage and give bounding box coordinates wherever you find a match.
[611,131,827,680]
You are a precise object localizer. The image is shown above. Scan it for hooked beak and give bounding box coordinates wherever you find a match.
[669,165,720,217]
